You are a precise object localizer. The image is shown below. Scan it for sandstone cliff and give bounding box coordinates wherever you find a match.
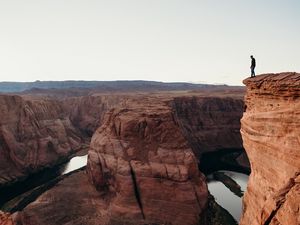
[172,96,249,173]
[4,91,247,225]
[65,94,126,136]
[0,91,246,187]
[0,95,85,186]
[87,97,208,225]
[240,73,300,225]
[173,96,244,156]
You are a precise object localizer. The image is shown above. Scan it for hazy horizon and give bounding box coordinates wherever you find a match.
[0,79,239,86]
[1,0,299,85]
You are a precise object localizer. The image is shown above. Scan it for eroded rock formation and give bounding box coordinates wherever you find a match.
[240,73,300,225]
[173,96,244,156]
[87,97,208,225]
[2,90,247,225]
[0,93,128,187]
[0,95,84,186]
[65,94,126,136]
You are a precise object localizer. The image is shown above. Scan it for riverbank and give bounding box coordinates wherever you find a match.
[1,150,249,223]
[0,148,88,208]
[207,170,249,222]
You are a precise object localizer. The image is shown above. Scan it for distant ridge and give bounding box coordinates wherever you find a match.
[0,80,230,93]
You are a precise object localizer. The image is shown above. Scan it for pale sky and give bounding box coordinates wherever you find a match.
[0,0,299,85]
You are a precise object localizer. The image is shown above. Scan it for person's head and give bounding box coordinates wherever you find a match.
[250,55,253,59]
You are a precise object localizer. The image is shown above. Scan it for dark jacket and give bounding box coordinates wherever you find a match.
[251,58,256,68]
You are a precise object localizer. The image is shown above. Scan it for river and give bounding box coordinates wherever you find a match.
[61,156,249,222]
[207,170,249,222]
[0,154,88,208]
[61,155,88,175]
[1,154,249,223]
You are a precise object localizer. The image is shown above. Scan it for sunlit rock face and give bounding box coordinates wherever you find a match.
[0,95,84,186]
[87,97,208,225]
[240,73,300,225]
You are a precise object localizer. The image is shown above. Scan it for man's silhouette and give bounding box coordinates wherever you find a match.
[250,55,256,77]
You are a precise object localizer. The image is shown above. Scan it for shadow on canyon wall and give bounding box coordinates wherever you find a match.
[0,82,249,225]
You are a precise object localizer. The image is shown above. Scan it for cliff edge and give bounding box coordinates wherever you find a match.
[240,72,300,225]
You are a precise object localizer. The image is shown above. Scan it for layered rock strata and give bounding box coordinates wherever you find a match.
[0,95,84,186]
[87,97,208,225]
[0,91,246,187]
[173,96,249,173]
[3,91,248,225]
[240,73,300,225]
[65,94,126,136]
[173,96,244,157]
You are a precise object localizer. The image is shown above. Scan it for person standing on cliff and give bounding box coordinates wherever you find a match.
[250,55,256,77]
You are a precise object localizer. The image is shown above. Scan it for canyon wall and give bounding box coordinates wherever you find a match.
[173,96,244,157]
[173,96,249,173]
[87,97,208,225]
[4,91,246,225]
[65,94,126,136]
[0,91,246,187]
[0,93,129,187]
[0,95,86,186]
[240,73,300,225]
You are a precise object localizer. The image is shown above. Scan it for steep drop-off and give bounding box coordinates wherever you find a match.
[87,97,208,225]
[173,97,243,155]
[240,73,300,225]
[0,95,85,186]
[173,96,249,173]
[65,94,126,136]
[0,93,129,188]
[3,91,247,225]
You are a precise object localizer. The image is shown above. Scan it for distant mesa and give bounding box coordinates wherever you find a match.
[0,80,238,93]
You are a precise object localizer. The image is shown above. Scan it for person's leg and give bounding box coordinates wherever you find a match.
[251,67,255,77]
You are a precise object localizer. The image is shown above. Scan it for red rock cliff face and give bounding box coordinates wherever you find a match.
[173,96,244,157]
[87,97,208,225]
[0,95,84,186]
[65,94,126,136]
[4,92,246,225]
[240,73,300,225]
